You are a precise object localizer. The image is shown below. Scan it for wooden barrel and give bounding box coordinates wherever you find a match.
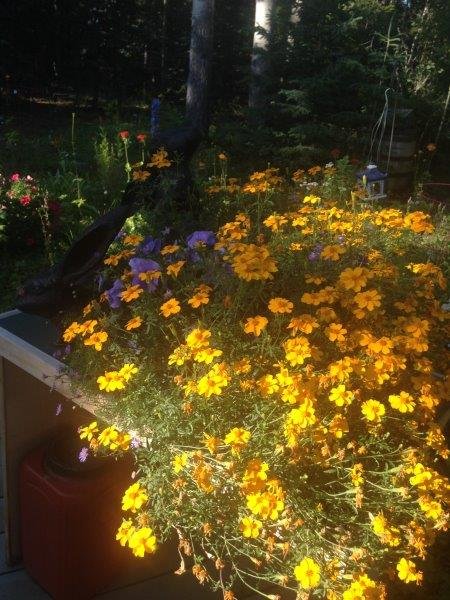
[379,110,416,194]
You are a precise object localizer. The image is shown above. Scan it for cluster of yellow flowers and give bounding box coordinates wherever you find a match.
[65,172,449,599]
[79,421,131,452]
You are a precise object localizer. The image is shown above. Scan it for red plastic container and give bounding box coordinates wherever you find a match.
[20,437,134,600]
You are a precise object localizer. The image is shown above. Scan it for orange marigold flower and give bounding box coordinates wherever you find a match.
[244,316,268,336]
[120,285,144,303]
[268,297,293,314]
[160,298,181,317]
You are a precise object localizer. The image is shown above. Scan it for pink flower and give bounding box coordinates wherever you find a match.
[118,131,130,140]
[19,195,31,206]
[10,173,20,182]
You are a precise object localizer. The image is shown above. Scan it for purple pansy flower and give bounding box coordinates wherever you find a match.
[129,257,161,291]
[106,278,124,308]
[139,236,162,255]
[186,231,216,249]
[78,447,89,463]
[130,438,141,449]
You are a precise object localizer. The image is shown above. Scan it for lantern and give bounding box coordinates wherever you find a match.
[356,164,388,201]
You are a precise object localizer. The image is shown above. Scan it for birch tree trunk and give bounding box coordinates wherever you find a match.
[185,0,215,132]
[249,0,275,112]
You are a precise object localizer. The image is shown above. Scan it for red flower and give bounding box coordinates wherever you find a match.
[136,133,147,143]
[118,131,130,140]
[10,173,20,182]
[19,195,31,206]
[330,148,341,159]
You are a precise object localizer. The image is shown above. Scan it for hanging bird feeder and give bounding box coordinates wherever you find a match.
[356,163,388,201]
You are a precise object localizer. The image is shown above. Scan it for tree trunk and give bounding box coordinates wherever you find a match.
[249,0,276,112]
[185,0,215,132]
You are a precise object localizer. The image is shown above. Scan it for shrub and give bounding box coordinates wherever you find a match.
[63,159,449,599]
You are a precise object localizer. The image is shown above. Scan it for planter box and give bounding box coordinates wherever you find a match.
[0,310,181,593]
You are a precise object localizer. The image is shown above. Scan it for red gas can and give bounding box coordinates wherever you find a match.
[19,432,134,600]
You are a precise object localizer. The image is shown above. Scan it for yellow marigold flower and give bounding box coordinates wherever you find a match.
[187,292,209,308]
[123,234,143,246]
[316,306,337,322]
[243,316,268,336]
[97,371,125,392]
[287,314,319,335]
[329,385,354,407]
[138,270,161,283]
[268,297,293,314]
[396,558,421,584]
[283,336,311,366]
[325,322,347,342]
[173,452,188,474]
[409,463,433,488]
[160,298,181,317]
[242,459,269,493]
[193,347,223,364]
[197,364,229,397]
[342,576,381,600]
[192,461,214,492]
[160,243,179,255]
[84,330,108,351]
[119,363,138,382]
[285,401,316,435]
[185,328,211,349]
[79,421,98,442]
[148,148,171,168]
[231,244,277,281]
[321,244,346,261]
[98,425,119,448]
[224,427,251,453]
[354,289,382,312]
[294,557,321,589]
[308,165,321,175]
[351,463,364,487]
[202,434,221,454]
[328,413,349,438]
[418,495,444,520]
[339,267,370,292]
[263,213,288,231]
[125,316,143,331]
[132,170,151,182]
[120,285,144,303]
[240,516,262,538]
[122,482,148,513]
[115,519,135,547]
[166,260,185,277]
[303,194,321,204]
[116,432,132,451]
[368,336,393,354]
[78,319,98,336]
[63,321,81,342]
[361,399,385,423]
[389,391,415,413]
[246,488,285,520]
[128,527,157,557]
[104,253,122,266]
[168,345,191,366]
